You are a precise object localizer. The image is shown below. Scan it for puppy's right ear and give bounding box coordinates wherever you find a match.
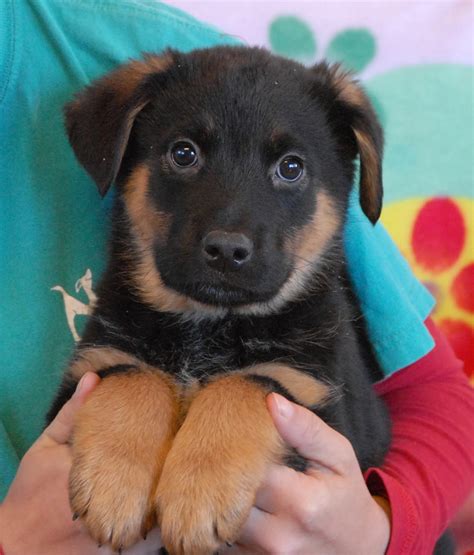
[65,53,173,196]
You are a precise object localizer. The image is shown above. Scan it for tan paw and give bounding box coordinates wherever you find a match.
[70,454,156,550]
[69,370,179,551]
[155,374,284,555]
[156,453,262,554]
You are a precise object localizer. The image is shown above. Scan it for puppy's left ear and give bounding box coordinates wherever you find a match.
[65,52,174,196]
[312,63,384,224]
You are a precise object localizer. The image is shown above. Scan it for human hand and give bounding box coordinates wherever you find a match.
[0,372,163,555]
[0,372,106,555]
[226,393,391,554]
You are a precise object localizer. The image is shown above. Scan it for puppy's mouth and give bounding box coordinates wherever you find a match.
[175,282,280,307]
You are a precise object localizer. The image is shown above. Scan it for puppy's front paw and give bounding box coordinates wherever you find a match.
[69,370,179,551]
[155,375,283,555]
[70,450,156,550]
[156,449,261,555]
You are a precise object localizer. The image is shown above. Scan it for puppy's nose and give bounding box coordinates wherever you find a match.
[202,231,253,272]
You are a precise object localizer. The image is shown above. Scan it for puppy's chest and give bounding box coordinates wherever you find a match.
[138,318,333,383]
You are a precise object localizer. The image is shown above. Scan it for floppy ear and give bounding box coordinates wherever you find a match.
[65,53,173,196]
[312,63,384,224]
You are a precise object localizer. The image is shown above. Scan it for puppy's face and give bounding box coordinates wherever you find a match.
[66,47,383,315]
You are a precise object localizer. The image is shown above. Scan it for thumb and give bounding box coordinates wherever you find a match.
[267,393,356,473]
[37,372,101,448]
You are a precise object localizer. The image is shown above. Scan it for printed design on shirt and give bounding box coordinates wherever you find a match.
[51,269,97,342]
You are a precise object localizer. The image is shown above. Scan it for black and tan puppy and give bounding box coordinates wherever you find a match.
[48,46,392,554]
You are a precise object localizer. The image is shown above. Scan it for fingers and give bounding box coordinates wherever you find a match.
[267,393,358,474]
[37,372,101,448]
[254,463,307,514]
[232,507,281,553]
[229,506,304,554]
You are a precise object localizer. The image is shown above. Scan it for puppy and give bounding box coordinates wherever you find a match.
[48,46,392,554]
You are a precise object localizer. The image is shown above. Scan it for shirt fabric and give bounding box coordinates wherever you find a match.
[367,319,474,554]
[0,1,471,553]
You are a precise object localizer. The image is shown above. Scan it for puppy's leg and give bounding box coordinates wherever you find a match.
[239,363,330,408]
[156,365,328,555]
[66,348,180,551]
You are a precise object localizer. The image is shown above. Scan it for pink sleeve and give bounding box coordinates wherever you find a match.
[364,319,474,554]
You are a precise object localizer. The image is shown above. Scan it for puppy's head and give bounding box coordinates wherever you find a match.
[65,47,383,317]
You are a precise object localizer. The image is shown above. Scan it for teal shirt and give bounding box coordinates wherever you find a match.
[0,0,433,499]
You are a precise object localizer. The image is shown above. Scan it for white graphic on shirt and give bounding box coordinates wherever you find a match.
[51,269,97,342]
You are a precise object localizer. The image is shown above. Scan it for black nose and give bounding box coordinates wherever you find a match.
[202,231,253,272]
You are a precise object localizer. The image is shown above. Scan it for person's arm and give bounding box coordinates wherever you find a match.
[367,318,474,554]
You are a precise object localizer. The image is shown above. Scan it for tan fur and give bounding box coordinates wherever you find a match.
[328,66,381,222]
[240,363,329,407]
[293,190,341,267]
[123,165,227,318]
[70,369,180,550]
[236,190,340,316]
[156,375,285,555]
[178,378,202,419]
[106,53,173,105]
[70,346,141,380]
[132,254,226,318]
[329,65,366,109]
[123,165,172,248]
[123,164,191,313]
[354,127,381,216]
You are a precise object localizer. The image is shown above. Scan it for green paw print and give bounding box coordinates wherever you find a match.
[268,15,473,204]
[269,15,375,72]
[269,17,384,125]
[269,16,317,63]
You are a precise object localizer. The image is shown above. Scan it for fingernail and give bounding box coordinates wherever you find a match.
[73,374,86,397]
[273,393,293,419]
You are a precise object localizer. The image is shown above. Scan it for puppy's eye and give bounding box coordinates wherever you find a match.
[170,142,198,167]
[276,157,304,182]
